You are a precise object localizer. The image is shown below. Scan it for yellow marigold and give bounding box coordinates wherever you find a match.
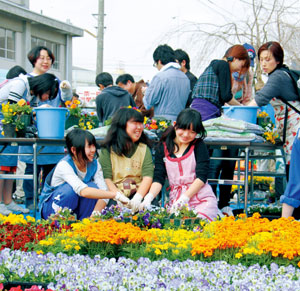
[36,250,44,255]
[64,244,72,250]
[132,215,138,221]
[74,220,153,245]
[298,261,300,268]
[74,245,81,251]
[17,99,26,106]
[155,248,162,255]
[235,253,242,259]
[39,238,55,246]
[172,249,179,255]
[252,212,261,219]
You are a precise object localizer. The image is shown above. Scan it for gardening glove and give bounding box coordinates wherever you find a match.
[60,80,72,101]
[139,193,155,211]
[170,194,190,214]
[114,192,130,205]
[129,193,143,213]
[60,80,71,89]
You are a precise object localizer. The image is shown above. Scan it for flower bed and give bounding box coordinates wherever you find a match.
[1,249,300,290]
[1,213,300,289]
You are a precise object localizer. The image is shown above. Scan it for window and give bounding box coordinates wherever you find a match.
[31,37,60,70]
[0,28,15,60]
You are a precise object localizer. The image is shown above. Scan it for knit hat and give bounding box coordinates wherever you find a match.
[243,43,256,67]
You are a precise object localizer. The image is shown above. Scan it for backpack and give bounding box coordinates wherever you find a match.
[280,66,300,99]
[277,66,300,144]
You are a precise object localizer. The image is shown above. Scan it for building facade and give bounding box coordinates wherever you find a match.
[0,0,83,82]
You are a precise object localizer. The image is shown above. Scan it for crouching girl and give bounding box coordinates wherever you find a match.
[140,108,218,221]
[39,128,129,220]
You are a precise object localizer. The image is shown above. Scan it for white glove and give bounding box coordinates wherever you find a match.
[60,80,71,90]
[170,194,190,214]
[139,193,155,211]
[129,193,143,213]
[114,192,130,205]
[60,80,72,101]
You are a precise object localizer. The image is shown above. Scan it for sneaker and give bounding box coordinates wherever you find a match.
[0,204,12,216]
[5,201,30,214]
[221,206,234,217]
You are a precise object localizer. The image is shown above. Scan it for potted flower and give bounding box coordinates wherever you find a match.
[79,111,99,130]
[257,111,281,144]
[65,100,82,129]
[13,99,33,137]
[1,102,17,137]
[48,207,77,225]
[144,116,173,139]
[257,111,271,127]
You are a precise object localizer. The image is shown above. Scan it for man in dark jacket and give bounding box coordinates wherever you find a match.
[174,49,197,107]
[95,72,136,124]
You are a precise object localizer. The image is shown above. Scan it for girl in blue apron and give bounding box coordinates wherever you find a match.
[39,128,129,220]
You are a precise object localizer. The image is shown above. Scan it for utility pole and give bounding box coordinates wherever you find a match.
[96,0,104,74]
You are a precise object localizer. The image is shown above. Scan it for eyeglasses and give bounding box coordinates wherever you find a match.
[38,56,52,62]
[153,62,157,67]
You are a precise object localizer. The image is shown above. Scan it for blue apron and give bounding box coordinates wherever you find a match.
[39,155,98,220]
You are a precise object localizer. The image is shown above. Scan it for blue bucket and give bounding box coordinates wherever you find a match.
[222,106,259,124]
[34,108,69,139]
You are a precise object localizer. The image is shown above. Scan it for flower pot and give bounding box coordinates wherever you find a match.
[194,218,200,225]
[257,117,271,127]
[19,114,32,127]
[65,115,80,129]
[174,218,182,227]
[124,217,132,223]
[183,218,192,226]
[2,123,16,137]
[163,218,171,226]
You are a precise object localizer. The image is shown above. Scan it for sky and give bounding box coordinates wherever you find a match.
[29,0,238,81]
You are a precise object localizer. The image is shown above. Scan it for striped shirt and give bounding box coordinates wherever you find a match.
[0,74,31,105]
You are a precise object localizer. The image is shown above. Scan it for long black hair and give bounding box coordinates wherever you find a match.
[161,108,206,156]
[101,107,152,156]
[66,128,99,162]
[28,73,59,100]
